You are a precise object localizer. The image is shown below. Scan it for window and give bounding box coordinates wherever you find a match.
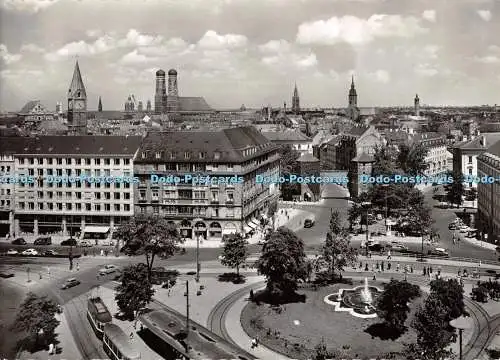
[105,158,110,165]
[124,204,130,211]
[153,206,159,214]
[86,158,91,165]
[76,203,81,210]
[94,204,101,211]
[170,152,176,159]
[95,193,101,200]
[114,159,120,165]
[76,192,82,199]
[226,208,234,217]
[38,203,44,210]
[114,193,120,200]
[140,190,146,199]
[95,159,101,165]
[468,156,473,164]
[184,152,191,159]
[66,203,72,210]
[124,193,130,200]
[211,191,218,202]
[152,191,159,200]
[227,164,233,170]
[47,158,52,165]
[214,152,220,160]
[29,158,35,165]
[142,152,147,159]
[105,204,110,211]
[114,204,120,211]
[57,203,62,210]
[226,192,234,202]
[199,152,206,159]
[124,159,130,165]
[57,158,64,165]
[156,152,162,159]
[105,193,111,200]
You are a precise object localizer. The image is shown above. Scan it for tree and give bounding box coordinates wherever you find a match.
[267,201,278,229]
[220,233,248,277]
[411,294,456,360]
[429,279,466,321]
[319,211,357,280]
[409,278,465,359]
[115,214,184,281]
[11,292,60,349]
[397,143,428,176]
[376,280,421,333]
[115,263,155,320]
[256,227,307,298]
[406,205,434,236]
[446,170,465,208]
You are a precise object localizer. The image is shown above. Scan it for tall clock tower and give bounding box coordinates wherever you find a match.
[67,61,88,135]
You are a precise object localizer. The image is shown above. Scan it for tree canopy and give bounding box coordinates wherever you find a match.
[220,233,248,276]
[11,292,60,349]
[115,214,184,280]
[445,170,465,208]
[256,227,307,297]
[115,263,155,321]
[376,280,421,333]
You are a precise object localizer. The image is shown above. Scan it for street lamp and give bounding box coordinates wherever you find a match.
[193,218,204,283]
[381,184,389,235]
[450,315,472,360]
[361,201,372,256]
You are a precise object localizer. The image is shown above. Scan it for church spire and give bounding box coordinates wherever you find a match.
[68,61,86,98]
[98,96,102,112]
[351,75,355,89]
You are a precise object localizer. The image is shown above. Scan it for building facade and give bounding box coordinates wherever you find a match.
[335,125,384,171]
[453,133,500,189]
[347,76,360,121]
[477,140,500,245]
[67,61,88,135]
[261,130,313,156]
[133,126,280,240]
[154,69,167,114]
[0,136,142,239]
[412,133,448,177]
[18,100,54,123]
[414,94,420,117]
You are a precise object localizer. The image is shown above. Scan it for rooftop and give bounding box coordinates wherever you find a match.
[485,139,500,157]
[456,133,500,150]
[137,126,277,163]
[0,135,143,156]
[178,97,212,112]
[352,152,375,162]
[297,153,319,162]
[262,130,311,142]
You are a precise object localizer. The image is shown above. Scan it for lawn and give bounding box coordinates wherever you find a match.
[241,279,424,360]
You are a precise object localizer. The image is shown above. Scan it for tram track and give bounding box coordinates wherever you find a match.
[206,272,498,360]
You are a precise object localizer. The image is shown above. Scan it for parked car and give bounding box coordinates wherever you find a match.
[79,240,92,247]
[448,223,459,230]
[459,227,470,233]
[428,247,449,257]
[21,248,39,256]
[390,242,408,252]
[61,278,80,290]
[0,272,14,278]
[368,243,385,252]
[11,238,26,245]
[6,249,18,255]
[44,250,59,256]
[99,264,118,275]
[34,236,52,245]
[61,238,77,246]
[304,219,315,228]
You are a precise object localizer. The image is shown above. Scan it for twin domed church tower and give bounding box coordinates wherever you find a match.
[154,68,179,114]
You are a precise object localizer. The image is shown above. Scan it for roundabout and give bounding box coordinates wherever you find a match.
[207,271,499,360]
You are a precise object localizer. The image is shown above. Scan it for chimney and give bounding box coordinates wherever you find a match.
[480,135,486,147]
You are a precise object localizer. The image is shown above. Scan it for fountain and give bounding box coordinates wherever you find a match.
[324,278,382,319]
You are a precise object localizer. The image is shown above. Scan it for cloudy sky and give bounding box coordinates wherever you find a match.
[0,0,499,111]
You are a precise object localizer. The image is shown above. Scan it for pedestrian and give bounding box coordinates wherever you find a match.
[373,272,377,281]
[129,332,134,339]
[387,262,391,270]
[372,263,375,272]
[100,249,104,256]
[410,265,414,273]
[48,343,54,355]
[387,250,391,260]
[423,267,427,275]
[381,262,384,272]
[365,263,369,272]
[251,338,257,349]
[359,261,363,269]
[39,272,42,280]
[47,266,50,276]
[396,263,400,272]
[76,262,80,271]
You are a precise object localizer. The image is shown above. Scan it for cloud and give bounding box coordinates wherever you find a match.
[477,10,492,21]
[423,45,440,59]
[1,0,60,13]
[369,69,390,83]
[415,63,439,77]
[86,29,103,38]
[197,30,248,50]
[118,50,160,65]
[296,14,428,45]
[20,43,45,53]
[0,44,22,64]
[258,40,291,53]
[0,69,43,79]
[474,55,499,64]
[422,10,436,22]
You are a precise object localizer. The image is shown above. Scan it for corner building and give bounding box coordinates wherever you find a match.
[0,136,142,239]
[134,126,280,240]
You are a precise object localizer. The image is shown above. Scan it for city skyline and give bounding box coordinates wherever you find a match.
[0,0,499,111]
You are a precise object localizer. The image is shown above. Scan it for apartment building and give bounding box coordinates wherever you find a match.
[412,132,448,177]
[0,136,142,239]
[453,133,500,189]
[134,126,280,241]
[477,140,500,245]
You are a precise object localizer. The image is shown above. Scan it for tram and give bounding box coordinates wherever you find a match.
[103,323,141,360]
[87,296,112,339]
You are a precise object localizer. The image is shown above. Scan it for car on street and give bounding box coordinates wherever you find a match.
[79,240,93,247]
[99,264,119,275]
[11,238,27,245]
[34,236,52,245]
[428,247,449,257]
[6,249,18,255]
[448,223,459,230]
[61,238,77,246]
[0,272,14,278]
[368,243,385,252]
[44,250,59,256]
[390,242,408,252]
[304,219,315,228]
[61,278,81,290]
[459,227,470,233]
[21,248,39,256]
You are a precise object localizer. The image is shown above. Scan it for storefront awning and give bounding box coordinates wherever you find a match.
[243,226,253,233]
[83,226,110,233]
[248,222,258,230]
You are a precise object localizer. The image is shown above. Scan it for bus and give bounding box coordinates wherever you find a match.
[103,323,141,360]
[87,297,112,339]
